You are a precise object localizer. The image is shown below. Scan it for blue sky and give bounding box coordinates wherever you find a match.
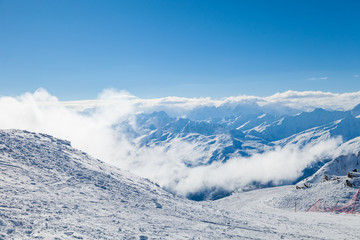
[0,0,359,100]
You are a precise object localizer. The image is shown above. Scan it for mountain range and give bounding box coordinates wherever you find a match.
[116,104,360,200]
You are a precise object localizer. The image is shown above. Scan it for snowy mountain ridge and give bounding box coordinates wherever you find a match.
[115,104,360,200]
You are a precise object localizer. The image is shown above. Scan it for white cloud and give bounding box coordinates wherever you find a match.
[264,90,360,111]
[124,137,341,197]
[63,89,360,114]
[354,74,359,78]
[307,76,328,81]
[0,88,135,167]
[170,138,341,196]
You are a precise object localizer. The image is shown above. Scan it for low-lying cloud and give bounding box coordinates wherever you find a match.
[0,88,354,198]
[171,139,340,195]
[307,77,328,81]
[62,89,360,115]
[123,137,341,197]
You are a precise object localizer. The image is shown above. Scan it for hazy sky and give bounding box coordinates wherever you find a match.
[0,0,359,100]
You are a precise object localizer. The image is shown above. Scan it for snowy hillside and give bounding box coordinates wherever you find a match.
[1,129,360,239]
[0,129,228,239]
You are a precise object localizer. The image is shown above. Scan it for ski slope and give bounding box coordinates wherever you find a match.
[215,186,360,239]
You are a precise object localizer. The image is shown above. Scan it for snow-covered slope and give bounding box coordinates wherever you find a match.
[263,136,360,217]
[215,185,360,240]
[1,129,360,239]
[0,129,233,239]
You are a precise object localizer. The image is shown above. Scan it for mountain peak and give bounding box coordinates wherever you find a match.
[351,104,360,116]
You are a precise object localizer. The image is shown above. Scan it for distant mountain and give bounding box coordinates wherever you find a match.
[115,104,360,200]
[248,108,349,141]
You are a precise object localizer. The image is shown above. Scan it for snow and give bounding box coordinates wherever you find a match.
[216,186,360,239]
[236,120,250,130]
[257,113,267,119]
[1,129,360,239]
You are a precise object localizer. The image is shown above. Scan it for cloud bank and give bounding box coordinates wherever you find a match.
[63,89,360,115]
[0,88,355,197]
[125,137,341,196]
